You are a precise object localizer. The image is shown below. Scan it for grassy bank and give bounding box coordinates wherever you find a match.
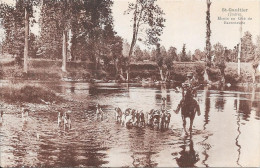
[0,83,63,104]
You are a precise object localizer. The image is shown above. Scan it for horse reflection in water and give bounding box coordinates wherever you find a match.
[176,134,200,167]
[175,87,201,133]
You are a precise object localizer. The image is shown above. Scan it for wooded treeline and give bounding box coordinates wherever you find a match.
[0,0,259,80]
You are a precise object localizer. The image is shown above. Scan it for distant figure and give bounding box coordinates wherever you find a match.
[96,104,104,120]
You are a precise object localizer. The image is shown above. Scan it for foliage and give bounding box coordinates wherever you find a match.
[241,31,256,62]
[167,46,178,61]
[125,0,165,63]
[194,49,205,61]
[180,44,190,62]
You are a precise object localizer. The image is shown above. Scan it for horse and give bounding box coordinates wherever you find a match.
[115,107,123,123]
[179,88,200,133]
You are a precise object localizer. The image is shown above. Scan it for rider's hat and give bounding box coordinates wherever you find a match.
[187,72,193,77]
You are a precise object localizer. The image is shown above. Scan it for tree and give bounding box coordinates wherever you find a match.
[180,44,190,62]
[125,0,165,81]
[241,31,256,62]
[213,42,224,62]
[39,0,115,74]
[111,36,123,75]
[167,46,178,61]
[133,46,143,61]
[206,0,212,66]
[194,49,205,61]
[155,43,164,81]
[252,35,260,83]
[0,0,39,72]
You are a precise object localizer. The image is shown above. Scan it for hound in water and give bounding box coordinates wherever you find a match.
[63,112,71,130]
[22,108,29,122]
[0,110,3,124]
[96,104,104,120]
[57,112,63,126]
[114,107,123,123]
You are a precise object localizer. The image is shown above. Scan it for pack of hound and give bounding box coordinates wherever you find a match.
[114,107,171,129]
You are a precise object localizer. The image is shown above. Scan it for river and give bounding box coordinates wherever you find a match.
[0,82,260,167]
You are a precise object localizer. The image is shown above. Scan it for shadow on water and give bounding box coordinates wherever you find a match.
[175,134,200,167]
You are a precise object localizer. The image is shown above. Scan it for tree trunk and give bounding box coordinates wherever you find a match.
[206,0,212,67]
[68,28,73,61]
[114,59,118,76]
[23,7,29,73]
[62,30,67,72]
[127,3,138,82]
[159,67,164,81]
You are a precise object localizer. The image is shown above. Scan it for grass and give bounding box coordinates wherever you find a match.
[0,83,63,104]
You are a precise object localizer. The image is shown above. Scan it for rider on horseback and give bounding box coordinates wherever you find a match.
[175,72,201,116]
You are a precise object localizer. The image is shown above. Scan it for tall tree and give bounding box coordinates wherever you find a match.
[0,0,39,72]
[125,0,165,81]
[206,0,212,66]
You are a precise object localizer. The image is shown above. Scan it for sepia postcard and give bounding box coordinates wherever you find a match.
[0,0,260,167]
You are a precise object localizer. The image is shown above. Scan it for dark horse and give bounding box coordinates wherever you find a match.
[177,87,201,133]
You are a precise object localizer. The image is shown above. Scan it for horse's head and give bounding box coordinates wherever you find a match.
[183,88,193,101]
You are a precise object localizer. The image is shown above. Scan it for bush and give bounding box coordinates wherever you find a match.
[0,84,63,104]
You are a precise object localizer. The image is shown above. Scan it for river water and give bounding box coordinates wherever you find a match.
[0,82,260,167]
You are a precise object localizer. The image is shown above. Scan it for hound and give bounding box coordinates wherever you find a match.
[115,107,123,123]
[63,113,71,130]
[0,111,3,124]
[96,104,104,120]
[22,108,29,122]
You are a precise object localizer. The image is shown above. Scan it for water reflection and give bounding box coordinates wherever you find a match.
[176,135,200,167]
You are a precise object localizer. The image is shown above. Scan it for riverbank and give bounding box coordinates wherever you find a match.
[0,58,256,84]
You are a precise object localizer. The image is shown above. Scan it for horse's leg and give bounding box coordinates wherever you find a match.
[182,116,187,133]
[189,111,196,132]
[189,117,194,132]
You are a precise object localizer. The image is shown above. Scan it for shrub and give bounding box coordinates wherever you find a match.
[0,84,63,104]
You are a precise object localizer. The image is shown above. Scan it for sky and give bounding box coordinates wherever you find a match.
[1,0,260,53]
[113,0,260,52]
